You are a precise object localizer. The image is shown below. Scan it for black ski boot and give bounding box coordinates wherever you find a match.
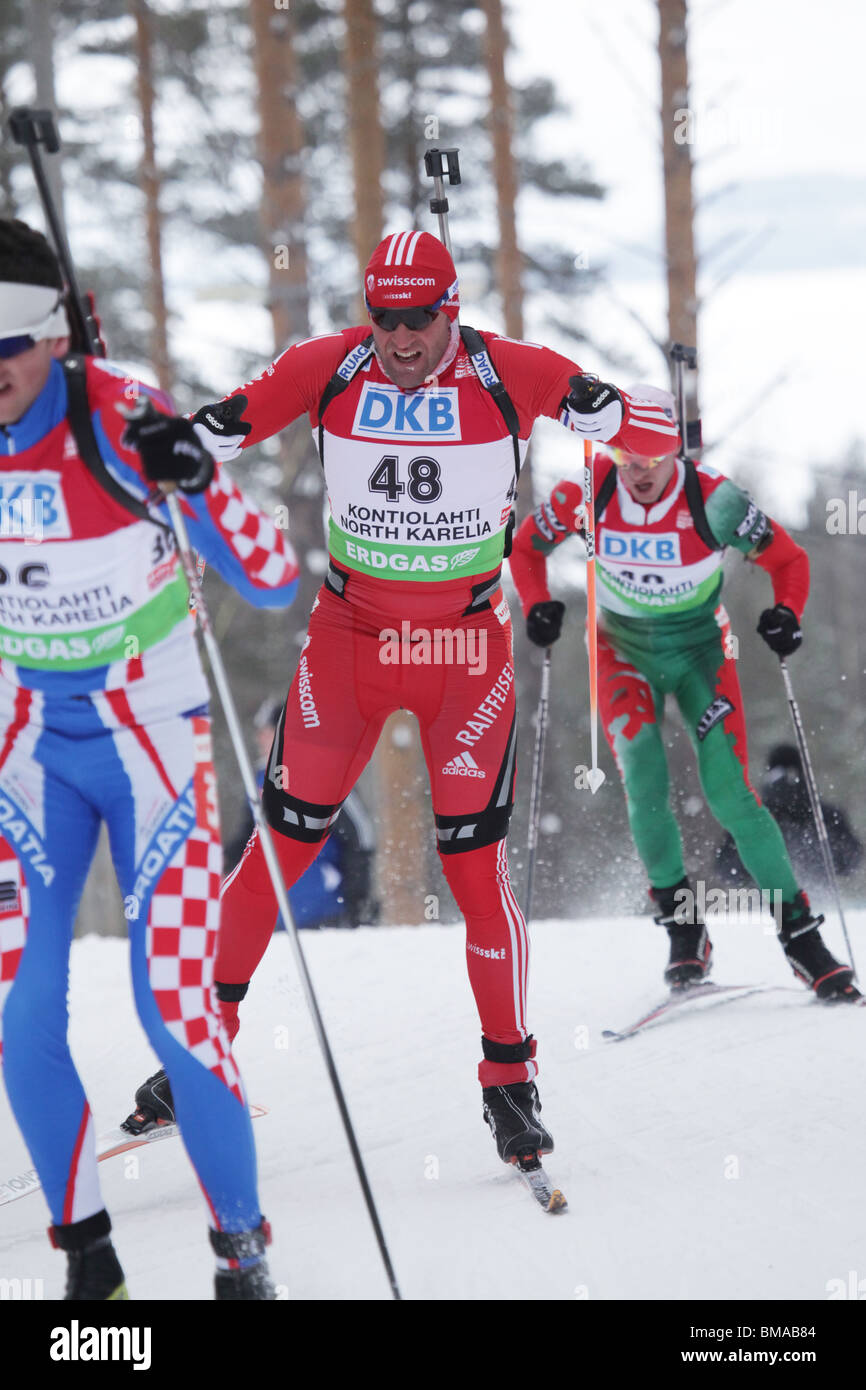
[483,1082,554,1165]
[480,1038,553,1164]
[651,877,713,990]
[121,1069,175,1135]
[210,1220,275,1300]
[51,1209,129,1300]
[779,893,861,1002]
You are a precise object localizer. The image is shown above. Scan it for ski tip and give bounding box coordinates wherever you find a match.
[547,1189,568,1213]
[249,1103,268,1118]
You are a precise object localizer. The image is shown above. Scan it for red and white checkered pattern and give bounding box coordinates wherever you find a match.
[146,826,243,1102]
[205,471,298,591]
[0,843,28,1055]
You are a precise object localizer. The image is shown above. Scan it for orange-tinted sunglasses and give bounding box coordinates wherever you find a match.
[610,448,670,470]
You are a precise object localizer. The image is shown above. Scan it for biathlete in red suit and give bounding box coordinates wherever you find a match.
[129,231,680,1166]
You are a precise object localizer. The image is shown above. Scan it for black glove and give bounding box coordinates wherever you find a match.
[757,604,802,656]
[566,375,625,441]
[122,400,215,494]
[191,395,252,463]
[526,600,566,647]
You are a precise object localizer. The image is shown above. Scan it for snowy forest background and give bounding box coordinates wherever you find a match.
[2,0,864,930]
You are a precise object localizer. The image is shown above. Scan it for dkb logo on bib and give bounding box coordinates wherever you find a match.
[600,531,682,566]
[352,383,461,441]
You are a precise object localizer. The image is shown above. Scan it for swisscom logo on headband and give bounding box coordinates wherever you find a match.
[352,383,461,441]
[373,275,437,290]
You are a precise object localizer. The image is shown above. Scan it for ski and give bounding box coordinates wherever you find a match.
[602,982,795,1042]
[0,1104,267,1209]
[514,1153,567,1213]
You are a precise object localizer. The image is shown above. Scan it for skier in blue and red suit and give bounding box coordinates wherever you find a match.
[0,218,298,1299]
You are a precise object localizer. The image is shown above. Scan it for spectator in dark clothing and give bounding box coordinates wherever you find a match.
[225,698,379,929]
[716,744,863,892]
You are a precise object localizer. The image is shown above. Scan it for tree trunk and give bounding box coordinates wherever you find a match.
[658,0,700,426]
[248,0,321,639]
[76,0,169,936]
[343,0,429,926]
[343,0,386,321]
[394,1,422,224]
[133,0,173,395]
[248,0,311,351]
[481,0,523,343]
[481,0,535,520]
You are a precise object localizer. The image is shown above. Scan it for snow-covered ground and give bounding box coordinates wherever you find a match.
[2,909,865,1307]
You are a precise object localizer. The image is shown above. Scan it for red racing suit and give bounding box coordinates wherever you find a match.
[213,326,677,1085]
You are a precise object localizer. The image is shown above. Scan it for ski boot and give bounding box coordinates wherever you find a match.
[779,893,861,1002]
[120,985,245,1133]
[481,1037,553,1165]
[210,1219,275,1300]
[121,1069,174,1136]
[51,1209,129,1300]
[651,877,712,990]
[483,1081,554,1165]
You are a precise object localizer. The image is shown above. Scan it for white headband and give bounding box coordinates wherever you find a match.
[626,382,678,417]
[0,281,70,340]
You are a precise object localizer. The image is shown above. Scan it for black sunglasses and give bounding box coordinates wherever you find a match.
[0,334,37,360]
[368,305,439,331]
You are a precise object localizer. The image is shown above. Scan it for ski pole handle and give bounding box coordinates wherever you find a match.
[669,342,696,459]
[423,147,461,256]
[8,106,104,358]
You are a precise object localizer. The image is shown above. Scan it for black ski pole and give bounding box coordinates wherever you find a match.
[14,105,404,1301]
[161,489,404,1300]
[778,658,857,976]
[8,106,104,357]
[524,649,552,924]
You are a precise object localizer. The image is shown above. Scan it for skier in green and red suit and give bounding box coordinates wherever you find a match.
[509,385,859,1002]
